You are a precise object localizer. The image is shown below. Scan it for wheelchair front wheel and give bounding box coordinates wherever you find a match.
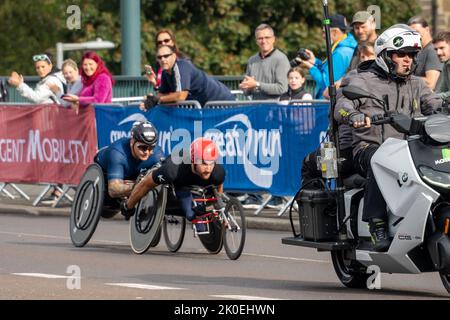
[69,164,105,248]
[223,197,246,260]
[163,214,186,252]
[129,185,167,254]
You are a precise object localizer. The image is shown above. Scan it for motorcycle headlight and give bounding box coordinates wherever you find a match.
[424,114,450,144]
[419,165,450,189]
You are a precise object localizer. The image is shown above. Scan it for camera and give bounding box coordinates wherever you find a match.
[290,48,310,67]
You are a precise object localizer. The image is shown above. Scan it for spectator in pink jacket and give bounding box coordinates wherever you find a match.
[62,51,114,107]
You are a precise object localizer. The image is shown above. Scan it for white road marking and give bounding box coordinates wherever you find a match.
[12,273,71,279]
[0,231,328,263]
[210,294,282,300]
[243,252,328,263]
[0,231,124,245]
[105,283,185,290]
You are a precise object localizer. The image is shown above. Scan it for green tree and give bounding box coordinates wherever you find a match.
[0,0,421,76]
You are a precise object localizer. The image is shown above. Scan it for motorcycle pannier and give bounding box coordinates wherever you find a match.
[296,189,338,241]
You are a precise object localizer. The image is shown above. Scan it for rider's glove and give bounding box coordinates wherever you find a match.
[443,98,450,115]
[143,94,159,111]
[349,112,366,127]
[120,200,135,221]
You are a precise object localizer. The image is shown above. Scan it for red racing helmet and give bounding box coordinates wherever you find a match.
[190,137,219,164]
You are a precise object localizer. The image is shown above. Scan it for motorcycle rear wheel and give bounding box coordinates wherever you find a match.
[439,272,450,294]
[331,250,369,288]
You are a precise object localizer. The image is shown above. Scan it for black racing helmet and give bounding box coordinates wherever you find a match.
[130,121,158,147]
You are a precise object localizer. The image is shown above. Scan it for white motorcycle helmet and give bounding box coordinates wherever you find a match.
[374,24,422,78]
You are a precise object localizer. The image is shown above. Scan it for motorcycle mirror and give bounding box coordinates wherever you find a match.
[342,85,374,101]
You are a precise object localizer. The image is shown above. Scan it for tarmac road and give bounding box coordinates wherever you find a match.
[0,212,449,301]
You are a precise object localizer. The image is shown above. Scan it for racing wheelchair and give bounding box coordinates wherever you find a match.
[129,175,246,260]
[69,163,162,248]
[70,164,246,260]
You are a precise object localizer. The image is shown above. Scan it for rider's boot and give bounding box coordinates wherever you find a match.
[369,218,391,252]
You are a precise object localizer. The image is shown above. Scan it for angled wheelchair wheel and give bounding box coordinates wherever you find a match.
[129,185,167,254]
[149,225,162,248]
[223,197,246,260]
[69,164,105,248]
[163,213,186,253]
[198,219,224,254]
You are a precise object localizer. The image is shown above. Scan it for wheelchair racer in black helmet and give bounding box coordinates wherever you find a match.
[95,121,164,205]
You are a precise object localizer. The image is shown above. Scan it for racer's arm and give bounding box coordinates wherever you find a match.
[126,156,178,209]
[126,173,158,209]
[108,179,134,198]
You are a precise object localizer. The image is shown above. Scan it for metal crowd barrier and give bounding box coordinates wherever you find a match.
[1,75,316,103]
[1,98,325,212]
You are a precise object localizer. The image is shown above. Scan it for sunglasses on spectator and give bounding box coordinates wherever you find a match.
[136,144,152,152]
[33,54,51,63]
[157,53,174,60]
[395,52,417,58]
[157,38,172,45]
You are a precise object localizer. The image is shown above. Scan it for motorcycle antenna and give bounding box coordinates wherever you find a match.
[321,0,347,238]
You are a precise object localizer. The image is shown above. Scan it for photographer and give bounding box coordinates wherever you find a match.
[294,14,357,100]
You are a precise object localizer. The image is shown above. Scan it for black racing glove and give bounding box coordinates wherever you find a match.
[120,200,135,221]
[349,112,366,127]
[143,94,159,111]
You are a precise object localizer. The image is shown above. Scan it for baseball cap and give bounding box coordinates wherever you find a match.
[351,11,373,25]
[329,14,348,31]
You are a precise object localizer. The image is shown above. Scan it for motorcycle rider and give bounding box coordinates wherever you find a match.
[335,24,443,252]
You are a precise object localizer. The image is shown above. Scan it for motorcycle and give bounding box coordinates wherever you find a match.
[283,85,450,293]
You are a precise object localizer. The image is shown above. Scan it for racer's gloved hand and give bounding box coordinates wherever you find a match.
[349,112,367,127]
[143,94,159,111]
[120,200,135,221]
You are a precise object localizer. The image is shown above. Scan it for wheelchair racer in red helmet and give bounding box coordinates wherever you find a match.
[122,137,225,221]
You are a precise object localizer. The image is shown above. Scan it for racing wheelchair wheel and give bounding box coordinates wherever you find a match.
[129,185,168,254]
[198,218,224,254]
[163,213,186,253]
[222,196,246,260]
[69,164,105,247]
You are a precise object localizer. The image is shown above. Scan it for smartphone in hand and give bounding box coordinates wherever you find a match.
[144,65,154,75]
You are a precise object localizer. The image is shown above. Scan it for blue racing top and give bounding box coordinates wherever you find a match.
[95,138,165,182]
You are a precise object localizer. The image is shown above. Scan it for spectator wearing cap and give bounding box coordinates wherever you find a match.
[433,31,450,100]
[407,16,443,90]
[348,10,378,70]
[8,53,66,104]
[300,14,357,99]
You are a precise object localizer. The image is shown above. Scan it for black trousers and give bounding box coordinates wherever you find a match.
[354,145,387,222]
[301,147,355,187]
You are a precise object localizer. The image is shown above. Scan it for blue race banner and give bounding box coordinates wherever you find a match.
[94,103,330,196]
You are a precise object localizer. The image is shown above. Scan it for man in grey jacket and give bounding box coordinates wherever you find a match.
[335,24,443,252]
[239,23,290,100]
